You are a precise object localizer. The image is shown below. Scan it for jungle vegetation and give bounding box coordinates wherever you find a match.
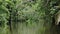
[0,0,60,34]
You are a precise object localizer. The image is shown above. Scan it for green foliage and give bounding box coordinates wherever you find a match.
[0,0,60,34]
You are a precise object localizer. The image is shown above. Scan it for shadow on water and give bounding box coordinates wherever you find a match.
[17,22,45,34]
[50,22,60,34]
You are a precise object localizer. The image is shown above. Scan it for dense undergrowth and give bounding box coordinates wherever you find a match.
[0,0,60,34]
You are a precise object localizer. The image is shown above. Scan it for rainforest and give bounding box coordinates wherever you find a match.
[0,0,60,34]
